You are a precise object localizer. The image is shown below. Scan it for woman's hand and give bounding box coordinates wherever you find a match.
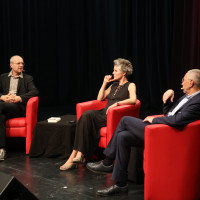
[106,102,118,114]
[97,75,113,101]
[103,75,115,84]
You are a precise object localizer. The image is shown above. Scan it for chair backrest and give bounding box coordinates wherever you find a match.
[144,120,200,200]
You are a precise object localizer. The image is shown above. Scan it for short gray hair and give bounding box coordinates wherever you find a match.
[10,55,23,63]
[187,69,200,88]
[113,58,133,78]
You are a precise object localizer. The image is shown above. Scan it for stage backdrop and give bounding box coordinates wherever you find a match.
[0,0,200,109]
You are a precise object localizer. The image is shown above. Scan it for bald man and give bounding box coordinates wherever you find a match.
[0,55,39,160]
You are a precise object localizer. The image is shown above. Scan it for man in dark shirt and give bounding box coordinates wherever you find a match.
[87,69,200,196]
[0,55,39,160]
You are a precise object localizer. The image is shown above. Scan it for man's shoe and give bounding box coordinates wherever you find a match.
[86,160,113,174]
[0,148,7,161]
[96,184,128,196]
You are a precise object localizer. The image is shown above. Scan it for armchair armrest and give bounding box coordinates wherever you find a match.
[148,114,164,118]
[25,96,39,154]
[26,96,39,132]
[76,100,108,120]
[106,100,141,144]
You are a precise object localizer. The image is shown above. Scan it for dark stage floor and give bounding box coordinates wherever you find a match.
[0,105,162,199]
[0,151,144,200]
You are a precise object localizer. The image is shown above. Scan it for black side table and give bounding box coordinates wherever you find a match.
[29,115,76,159]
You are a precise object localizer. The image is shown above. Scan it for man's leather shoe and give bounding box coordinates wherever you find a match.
[86,160,113,174]
[96,184,128,196]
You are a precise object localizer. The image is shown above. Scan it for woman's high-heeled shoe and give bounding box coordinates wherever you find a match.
[59,163,77,171]
[73,155,86,164]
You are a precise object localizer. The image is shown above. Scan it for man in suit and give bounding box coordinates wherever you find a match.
[0,55,39,160]
[86,69,200,196]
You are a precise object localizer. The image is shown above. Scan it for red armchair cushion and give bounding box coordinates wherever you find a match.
[6,118,26,127]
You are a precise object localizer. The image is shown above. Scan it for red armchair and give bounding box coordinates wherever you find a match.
[6,96,39,154]
[144,118,200,200]
[76,99,141,148]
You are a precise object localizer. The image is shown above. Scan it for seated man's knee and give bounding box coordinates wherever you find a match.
[120,116,135,125]
[121,116,132,121]
[117,131,129,145]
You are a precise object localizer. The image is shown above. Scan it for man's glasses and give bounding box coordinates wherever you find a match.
[182,78,192,82]
[12,62,25,66]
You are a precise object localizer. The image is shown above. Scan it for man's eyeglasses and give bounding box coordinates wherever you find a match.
[182,78,192,82]
[12,62,25,66]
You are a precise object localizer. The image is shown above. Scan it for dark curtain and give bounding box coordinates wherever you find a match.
[172,0,200,99]
[0,0,199,109]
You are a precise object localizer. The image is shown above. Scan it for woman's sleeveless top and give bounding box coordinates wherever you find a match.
[104,82,130,111]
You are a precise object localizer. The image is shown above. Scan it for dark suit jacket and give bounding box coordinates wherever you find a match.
[0,72,39,105]
[152,92,200,127]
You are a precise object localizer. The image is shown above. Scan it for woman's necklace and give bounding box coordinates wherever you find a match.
[112,81,128,97]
